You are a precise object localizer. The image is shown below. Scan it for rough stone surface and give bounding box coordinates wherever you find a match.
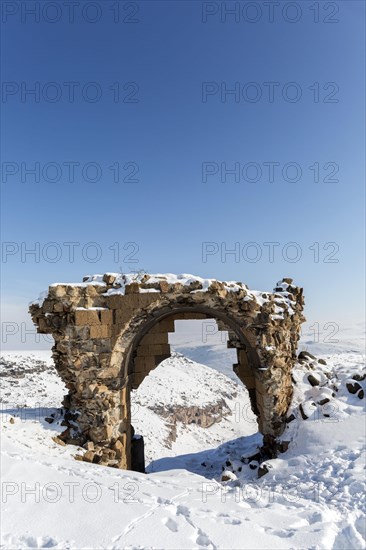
[29,273,305,470]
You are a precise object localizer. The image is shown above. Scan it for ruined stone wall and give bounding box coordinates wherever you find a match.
[29,273,305,469]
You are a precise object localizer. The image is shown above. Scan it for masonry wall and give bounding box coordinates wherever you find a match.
[29,274,305,469]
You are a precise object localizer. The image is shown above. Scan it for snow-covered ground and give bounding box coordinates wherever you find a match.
[132,353,259,474]
[1,344,365,549]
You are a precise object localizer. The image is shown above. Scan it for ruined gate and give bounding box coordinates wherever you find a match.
[29,273,305,469]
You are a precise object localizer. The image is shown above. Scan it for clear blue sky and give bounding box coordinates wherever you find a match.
[1,1,365,348]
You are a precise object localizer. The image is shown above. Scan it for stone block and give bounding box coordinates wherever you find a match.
[42,299,54,313]
[111,324,121,339]
[138,294,160,308]
[125,282,140,294]
[56,340,71,354]
[140,332,169,345]
[133,357,145,372]
[49,285,67,299]
[133,373,147,388]
[238,350,250,367]
[90,325,111,339]
[75,309,89,325]
[107,295,125,309]
[122,295,141,309]
[98,353,111,369]
[159,281,170,293]
[66,285,82,298]
[255,380,269,397]
[72,326,90,340]
[100,310,113,325]
[38,318,50,333]
[87,310,101,325]
[150,319,175,333]
[93,338,112,353]
[239,375,256,390]
[134,356,155,373]
[148,344,170,355]
[102,273,116,285]
[136,345,150,357]
[154,354,170,366]
[84,285,98,297]
[115,309,133,325]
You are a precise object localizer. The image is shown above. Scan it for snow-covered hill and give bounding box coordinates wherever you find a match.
[0,350,365,549]
[132,353,258,474]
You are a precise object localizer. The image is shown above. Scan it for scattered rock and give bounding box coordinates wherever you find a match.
[346,381,362,394]
[307,374,320,387]
[83,450,95,463]
[113,439,124,458]
[298,351,317,363]
[258,463,272,478]
[9,417,14,424]
[44,417,54,424]
[221,470,237,482]
[318,398,330,406]
[241,451,261,464]
[353,373,366,382]
[299,403,308,420]
[358,389,364,399]
[278,441,290,453]
[103,274,116,285]
[52,436,66,446]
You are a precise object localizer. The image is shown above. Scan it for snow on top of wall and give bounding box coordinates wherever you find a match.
[31,273,299,316]
[85,272,246,293]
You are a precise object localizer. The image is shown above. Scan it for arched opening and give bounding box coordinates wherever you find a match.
[131,318,262,476]
[123,306,262,474]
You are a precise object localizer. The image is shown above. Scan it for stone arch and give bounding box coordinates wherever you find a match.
[121,303,259,402]
[29,273,305,470]
[121,303,259,376]
[120,305,262,471]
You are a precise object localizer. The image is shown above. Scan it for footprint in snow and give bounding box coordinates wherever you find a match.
[216,513,241,525]
[265,527,296,538]
[5,535,61,548]
[176,504,190,517]
[195,530,214,548]
[162,518,179,532]
[303,511,323,525]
